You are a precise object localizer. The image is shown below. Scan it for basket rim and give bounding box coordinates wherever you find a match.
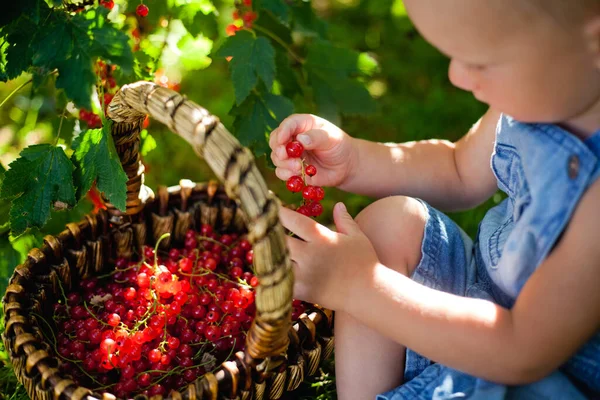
[2,180,334,400]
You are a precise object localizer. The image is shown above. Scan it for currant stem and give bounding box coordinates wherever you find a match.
[32,311,106,386]
[83,301,112,328]
[56,278,70,313]
[54,108,67,146]
[154,232,171,269]
[252,25,304,64]
[96,259,142,279]
[194,234,233,250]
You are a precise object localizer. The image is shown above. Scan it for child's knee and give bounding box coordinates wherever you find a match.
[355,196,427,273]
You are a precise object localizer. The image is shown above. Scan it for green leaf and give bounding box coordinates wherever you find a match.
[2,2,48,78]
[114,51,154,83]
[74,8,133,74]
[71,121,127,212]
[189,11,219,39]
[290,1,327,38]
[216,31,276,105]
[0,144,76,236]
[25,7,133,107]
[264,92,294,122]
[0,0,41,28]
[0,45,7,82]
[231,92,293,157]
[171,0,216,34]
[304,41,377,118]
[4,25,36,80]
[275,49,301,98]
[0,163,5,187]
[255,9,293,46]
[178,34,213,71]
[31,20,73,67]
[255,0,289,24]
[55,48,96,109]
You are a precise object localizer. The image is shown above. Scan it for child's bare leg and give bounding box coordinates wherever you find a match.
[335,196,427,400]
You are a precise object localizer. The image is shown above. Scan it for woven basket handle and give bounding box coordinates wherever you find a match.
[106,81,293,363]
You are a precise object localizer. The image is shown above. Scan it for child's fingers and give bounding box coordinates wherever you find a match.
[275,167,294,181]
[269,127,280,150]
[276,114,318,145]
[296,129,330,151]
[279,206,323,242]
[285,235,307,263]
[270,152,302,172]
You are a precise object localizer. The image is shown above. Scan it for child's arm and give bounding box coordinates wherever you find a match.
[271,109,500,212]
[281,181,600,384]
[340,108,500,211]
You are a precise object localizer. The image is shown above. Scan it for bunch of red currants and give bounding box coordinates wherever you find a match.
[284,141,325,217]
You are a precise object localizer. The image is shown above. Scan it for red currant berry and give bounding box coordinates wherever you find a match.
[296,205,311,217]
[169,248,180,260]
[124,287,137,301]
[101,0,115,10]
[137,373,151,387]
[286,175,304,193]
[226,24,238,36]
[148,348,161,363]
[307,201,324,217]
[302,185,317,201]
[200,224,213,235]
[136,272,150,288]
[107,313,121,327]
[100,338,117,355]
[179,257,193,273]
[205,258,217,271]
[136,4,149,17]
[148,384,166,396]
[286,141,304,158]
[305,164,317,177]
[205,325,222,342]
[314,186,325,201]
[242,11,257,24]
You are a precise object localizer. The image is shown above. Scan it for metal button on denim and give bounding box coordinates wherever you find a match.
[568,154,579,179]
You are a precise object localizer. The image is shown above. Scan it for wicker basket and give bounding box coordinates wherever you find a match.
[2,81,334,400]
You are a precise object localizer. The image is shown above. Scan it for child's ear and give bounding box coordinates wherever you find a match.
[585,15,600,69]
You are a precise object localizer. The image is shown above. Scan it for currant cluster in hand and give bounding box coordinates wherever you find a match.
[226,0,256,36]
[51,224,308,398]
[284,141,325,217]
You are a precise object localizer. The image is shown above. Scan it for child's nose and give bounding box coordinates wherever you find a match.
[448,59,477,92]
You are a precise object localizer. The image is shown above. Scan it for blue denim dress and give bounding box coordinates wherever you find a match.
[378,115,600,399]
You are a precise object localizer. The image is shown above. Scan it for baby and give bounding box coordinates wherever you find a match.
[270,0,600,399]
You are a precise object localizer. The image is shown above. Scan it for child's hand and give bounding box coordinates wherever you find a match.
[279,203,379,311]
[270,114,357,188]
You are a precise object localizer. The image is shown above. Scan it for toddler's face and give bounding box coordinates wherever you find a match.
[403,0,600,127]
